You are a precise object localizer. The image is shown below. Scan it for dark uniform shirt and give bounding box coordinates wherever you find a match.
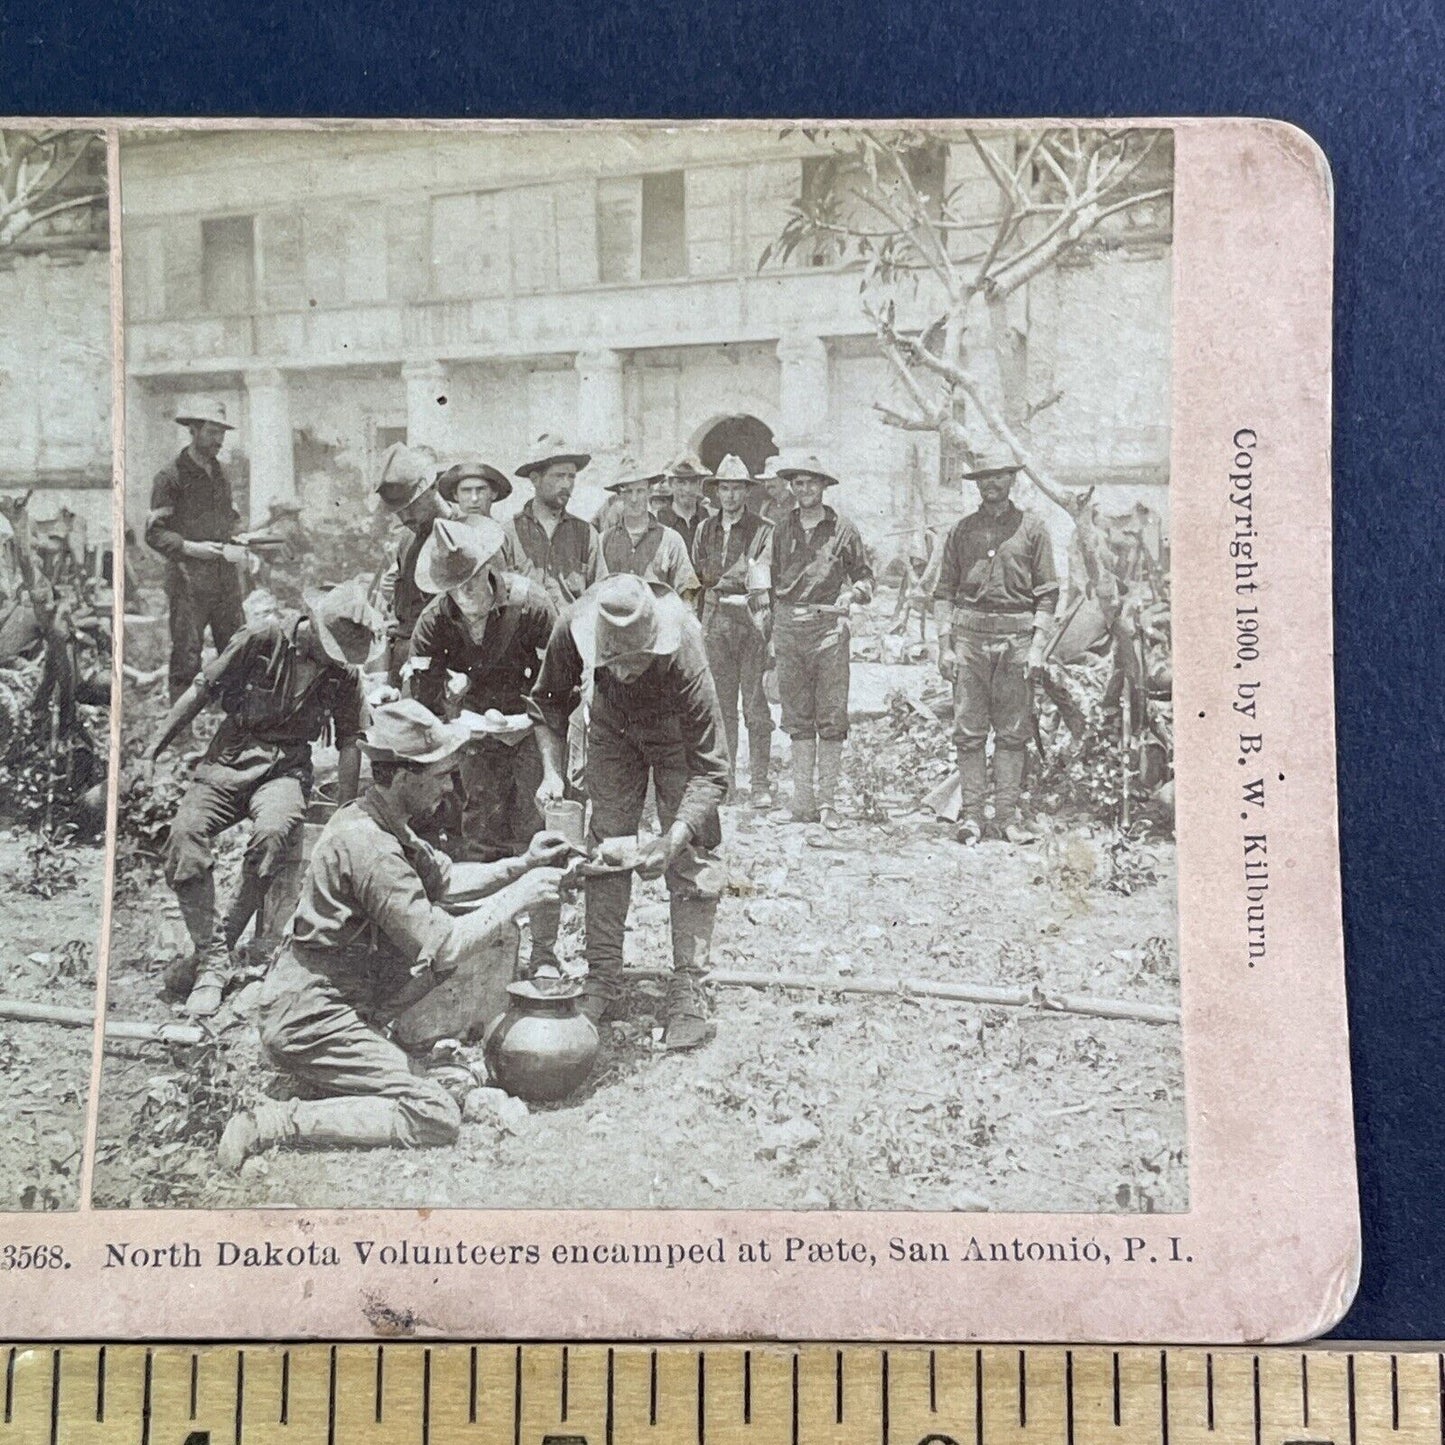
[145,449,240,559]
[655,500,713,555]
[408,573,556,717]
[387,503,461,637]
[282,791,454,1011]
[692,508,771,600]
[934,503,1060,615]
[529,592,730,847]
[198,614,366,783]
[769,504,874,608]
[503,501,606,612]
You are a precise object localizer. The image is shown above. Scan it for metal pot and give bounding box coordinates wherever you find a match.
[483,979,599,1103]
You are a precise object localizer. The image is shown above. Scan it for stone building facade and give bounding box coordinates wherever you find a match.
[120,126,1173,568]
[0,132,112,557]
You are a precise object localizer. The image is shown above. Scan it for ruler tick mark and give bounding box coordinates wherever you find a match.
[49,1349,60,1445]
[1348,1355,1358,1445]
[975,1348,984,1445]
[1160,1351,1169,1445]
[744,1350,752,1424]
[190,1354,198,1422]
[280,1351,290,1426]
[469,1346,478,1425]
[376,1345,384,1423]
[837,1350,845,1423]
[1437,1354,1444,1445]
[1393,1354,1401,1431]
[1018,1350,1027,1428]
[1206,1353,1214,1431]
[422,1349,432,1445]
[96,1344,106,1422]
[561,1345,569,1421]
[514,1346,523,1445]
[697,1352,706,1445]
[235,1350,245,1445]
[1112,1351,1121,1428]
[649,1348,657,1427]
[1252,1355,1261,1445]
[791,1353,800,1445]
[882,1349,890,1445]
[141,1348,153,1445]
[606,1348,616,1445]
[1066,1351,1075,1445]
[5,1345,14,1424]
[326,1347,337,1445]
[1302,1353,1309,1427]
[929,1350,937,1414]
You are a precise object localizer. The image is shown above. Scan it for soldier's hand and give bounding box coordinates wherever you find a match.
[1027,637,1048,681]
[445,669,469,699]
[219,543,250,566]
[633,833,674,882]
[534,770,565,812]
[524,830,574,868]
[938,648,957,683]
[512,866,564,913]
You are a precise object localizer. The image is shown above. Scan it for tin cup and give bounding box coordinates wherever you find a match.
[544,798,586,850]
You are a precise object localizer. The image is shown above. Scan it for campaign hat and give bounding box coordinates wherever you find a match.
[437,456,513,504]
[301,579,385,668]
[414,517,508,595]
[360,698,470,768]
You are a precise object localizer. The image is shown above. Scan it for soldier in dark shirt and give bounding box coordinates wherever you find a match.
[934,450,1060,845]
[216,700,569,1171]
[142,580,380,1016]
[767,454,874,828]
[691,454,775,806]
[375,443,459,684]
[653,450,715,555]
[408,518,562,969]
[144,398,249,701]
[502,434,606,612]
[531,574,730,1049]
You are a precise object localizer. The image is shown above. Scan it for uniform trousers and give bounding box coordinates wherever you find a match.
[164,560,244,701]
[773,611,851,742]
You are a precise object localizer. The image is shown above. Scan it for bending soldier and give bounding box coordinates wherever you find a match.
[691,454,775,807]
[217,700,569,1170]
[144,580,380,1016]
[531,574,729,1050]
[767,453,874,828]
[408,518,563,969]
[934,448,1060,845]
[145,397,249,702]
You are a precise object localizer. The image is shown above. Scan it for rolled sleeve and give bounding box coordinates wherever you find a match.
[145,468,186,559]
[671,629,730,839]
[352,839,454,973]
[1030,518,1061,613]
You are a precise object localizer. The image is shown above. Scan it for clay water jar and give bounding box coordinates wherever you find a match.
[484,978,599,1103]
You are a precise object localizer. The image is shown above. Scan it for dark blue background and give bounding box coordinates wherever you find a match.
[3,0,1439,1340]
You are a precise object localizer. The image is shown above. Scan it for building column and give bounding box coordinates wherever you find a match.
[776,332,829,449]
[402,359,453,460]
[243,367,296,527]
[574,348,625,459]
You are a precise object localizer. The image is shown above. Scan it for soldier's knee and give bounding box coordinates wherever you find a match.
[397,1084,461,1148]
[163,820,214,887]
[247,818,301,878]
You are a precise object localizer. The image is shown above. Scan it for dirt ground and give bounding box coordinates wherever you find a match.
[92,594,1185,1214]
[0,832,103,1211]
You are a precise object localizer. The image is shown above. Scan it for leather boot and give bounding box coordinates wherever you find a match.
[219,1097,405,1170]
[172,873,230,1016]
[790,738,818,822]
[663,894,717,1051]
[749,731,773,810]
[993,746,1038,844]
[816,739,845,829]
[222,858,268,952]
[954,746,987,845]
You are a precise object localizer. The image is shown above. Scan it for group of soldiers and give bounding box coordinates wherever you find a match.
[137,396,1057,1170]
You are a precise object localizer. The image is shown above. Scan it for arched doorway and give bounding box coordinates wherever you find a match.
[693,414,777,476]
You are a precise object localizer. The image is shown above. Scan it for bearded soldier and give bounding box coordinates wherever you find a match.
[935,448,1059,844]
[503,434,606,612]
[691,454,775,806]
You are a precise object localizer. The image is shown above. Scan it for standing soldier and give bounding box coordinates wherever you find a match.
[216,700,569,1171]
[437,455,514,526]
[146,398,249,702]
[934,448,1059,845]
[599,458,700,599]
[375,443,457,684]
[654,451,714,555]
[692,454,775,807]
[408,518,563,970]
[141,580,380,1016]
[767,454,874,829]
[503,434,606,613]
[531,574,729,1049]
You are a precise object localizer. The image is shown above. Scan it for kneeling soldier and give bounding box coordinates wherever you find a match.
[408,518,562,968]
[935,448,1059,844]
[217,700,569,1169]
[144,580,379,1017]
[531,574,729,1049]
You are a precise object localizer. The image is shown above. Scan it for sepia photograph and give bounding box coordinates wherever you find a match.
[93,122,1182,1215]
[0,127,114,1211]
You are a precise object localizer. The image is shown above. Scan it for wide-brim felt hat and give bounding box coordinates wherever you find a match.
[961,443,1024,480]
[574,574,684,669]
[713,453,752,483]
[604,457,665,494]
[438,456,513,503]
[774,451,840,487]
[360,698,470,767]
[373,442,439,511]
[516,433,592,478]
[174,396,235,430]
[414,517,508,595]
[302,579,385,668]
[663,449,709,480]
